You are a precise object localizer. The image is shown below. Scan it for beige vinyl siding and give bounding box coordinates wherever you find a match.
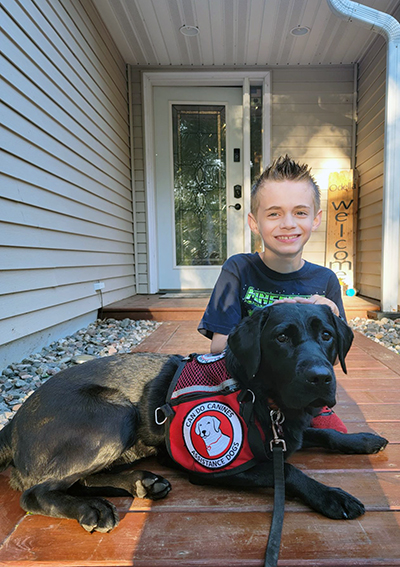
[357,2,400,304]
[355,33,387,301]
[271,66,355,267]
[130,69,148,293]
[0,0,134,367]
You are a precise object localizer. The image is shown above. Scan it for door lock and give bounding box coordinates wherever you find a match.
[234,185,242,199]
[229,203,242,210]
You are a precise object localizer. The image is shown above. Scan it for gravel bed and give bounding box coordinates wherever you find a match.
[0,318,160,430]
[349,316,400,353]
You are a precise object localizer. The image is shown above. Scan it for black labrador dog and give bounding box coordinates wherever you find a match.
[0,304,388,532]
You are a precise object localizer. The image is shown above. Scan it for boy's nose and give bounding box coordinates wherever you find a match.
[280,214,296,229]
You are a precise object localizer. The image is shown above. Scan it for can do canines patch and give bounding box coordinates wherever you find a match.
[183,401,243,469]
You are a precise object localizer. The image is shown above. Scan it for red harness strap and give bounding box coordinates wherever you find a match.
[162,353,267,478]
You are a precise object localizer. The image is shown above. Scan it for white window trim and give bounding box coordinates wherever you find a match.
[142,70,270,293]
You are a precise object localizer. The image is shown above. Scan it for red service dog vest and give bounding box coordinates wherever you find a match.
[160,353,267,478]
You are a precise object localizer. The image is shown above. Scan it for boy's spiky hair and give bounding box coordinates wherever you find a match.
[251,155,321,215]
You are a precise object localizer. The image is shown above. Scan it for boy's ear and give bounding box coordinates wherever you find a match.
[248,212,259,235]
[312,209,323,232]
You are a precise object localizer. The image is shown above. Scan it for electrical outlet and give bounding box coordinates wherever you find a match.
[94,282,105,291]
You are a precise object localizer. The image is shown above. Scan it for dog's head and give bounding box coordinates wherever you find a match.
[195,416,221,438]
[226,303,353,411]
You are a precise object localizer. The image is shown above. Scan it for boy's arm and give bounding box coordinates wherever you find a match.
[198,259,242,348]
[273,271,346,320]
[210,333,228,353]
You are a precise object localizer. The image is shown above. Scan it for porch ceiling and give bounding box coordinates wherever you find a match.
[95,0,400,67]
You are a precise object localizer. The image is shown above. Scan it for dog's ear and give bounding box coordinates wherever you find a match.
[329,310,354,373]
[227,308,270,380]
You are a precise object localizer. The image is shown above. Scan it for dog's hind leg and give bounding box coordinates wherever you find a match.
[72,469,171,500]
[20,476,120,533]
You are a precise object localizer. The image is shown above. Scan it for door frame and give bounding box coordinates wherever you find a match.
[142,71,271,293]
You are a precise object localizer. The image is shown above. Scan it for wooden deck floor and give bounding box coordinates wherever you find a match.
[101,293,380,321]
[0,324,399,566]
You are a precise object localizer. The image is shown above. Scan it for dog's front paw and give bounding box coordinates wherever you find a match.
[328,432,389,454]
[78,497,119,533]
[360,433,388,454]
[133,471,171,500]
[320,487,365,520]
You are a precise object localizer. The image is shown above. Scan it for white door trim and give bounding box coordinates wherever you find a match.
[142,70,271,293]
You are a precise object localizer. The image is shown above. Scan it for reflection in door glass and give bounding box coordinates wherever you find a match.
[173,105,227,266]
[250,86,263,253]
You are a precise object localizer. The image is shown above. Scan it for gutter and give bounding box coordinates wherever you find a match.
[326,0,400,313]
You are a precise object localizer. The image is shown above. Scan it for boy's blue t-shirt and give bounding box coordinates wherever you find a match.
[198,253,345,339]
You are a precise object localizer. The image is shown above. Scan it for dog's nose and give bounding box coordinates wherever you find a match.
[305,367,333,386]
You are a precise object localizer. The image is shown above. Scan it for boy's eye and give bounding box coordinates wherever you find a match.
[296,211,308,216]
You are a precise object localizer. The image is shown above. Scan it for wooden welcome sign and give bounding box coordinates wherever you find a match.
[325,171,357,297]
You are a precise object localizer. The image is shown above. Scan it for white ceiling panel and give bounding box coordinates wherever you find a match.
[95,0,400,66]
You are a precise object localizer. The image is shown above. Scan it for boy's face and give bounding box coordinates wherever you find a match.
[248,180,322,265]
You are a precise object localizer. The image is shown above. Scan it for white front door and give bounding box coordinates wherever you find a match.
[154,86,244,290]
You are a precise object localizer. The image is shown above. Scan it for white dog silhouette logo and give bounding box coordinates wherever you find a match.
[183,402,243,469]
[195,416,231,456]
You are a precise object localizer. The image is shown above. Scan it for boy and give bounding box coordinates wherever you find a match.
[198,155,347,432]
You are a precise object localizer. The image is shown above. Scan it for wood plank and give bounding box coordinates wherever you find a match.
[336,388,400,404]
[126,471,399,513]
[1,510,399,566]
[0,472,25,544]
[337,371,400,381]
[353,333,400,375]
[325,170,356,294]
[336,403,400,422]
[346,421,400,443]
[290,443,400,472]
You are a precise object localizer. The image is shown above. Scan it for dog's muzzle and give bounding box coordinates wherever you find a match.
[283,363,337,409]
[304,364,336,408]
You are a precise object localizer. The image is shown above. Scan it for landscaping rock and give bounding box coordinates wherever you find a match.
[0,318,160,429]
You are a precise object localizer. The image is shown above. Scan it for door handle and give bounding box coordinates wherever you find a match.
[229,203,242,210]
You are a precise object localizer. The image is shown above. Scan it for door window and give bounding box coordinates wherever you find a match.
[173,105,227,266]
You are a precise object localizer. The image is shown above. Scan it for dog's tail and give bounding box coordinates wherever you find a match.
[0,422,13,472]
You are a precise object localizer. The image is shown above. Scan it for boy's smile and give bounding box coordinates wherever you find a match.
[248,180,322,273]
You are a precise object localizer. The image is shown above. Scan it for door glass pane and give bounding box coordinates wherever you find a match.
[250,85,263,253]
[173,105,226,266]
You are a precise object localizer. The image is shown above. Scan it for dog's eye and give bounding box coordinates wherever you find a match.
[321,331,332,341]
[276,334,289,343]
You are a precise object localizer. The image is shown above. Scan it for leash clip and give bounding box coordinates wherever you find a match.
[269,408,287,452]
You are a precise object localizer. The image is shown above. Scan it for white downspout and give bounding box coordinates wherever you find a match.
[326,0,400,313]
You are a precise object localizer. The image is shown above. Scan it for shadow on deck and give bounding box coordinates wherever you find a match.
[0,319,399,566]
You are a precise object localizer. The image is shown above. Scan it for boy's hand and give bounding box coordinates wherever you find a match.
[272,295,340,317]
